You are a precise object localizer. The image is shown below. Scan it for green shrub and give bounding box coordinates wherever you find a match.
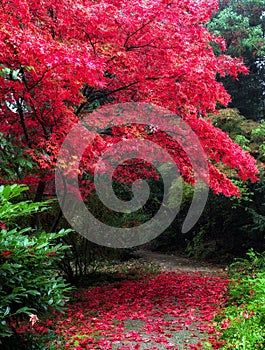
[0,184,72,347]
[234,134,251,151]
[185,227,216,259]
[0,132,37,183]
[213,249,265,349]
[229,249,265,274]
[251,124,265,142]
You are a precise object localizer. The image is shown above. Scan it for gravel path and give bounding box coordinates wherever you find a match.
[134,249,227,275]
[108,250,228,350]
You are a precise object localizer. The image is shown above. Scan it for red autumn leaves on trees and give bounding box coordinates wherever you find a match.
[0,0,259,197]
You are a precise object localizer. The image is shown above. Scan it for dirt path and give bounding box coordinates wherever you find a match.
[134,249,227,275]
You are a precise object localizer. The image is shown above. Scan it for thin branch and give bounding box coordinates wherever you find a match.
[84,31,97,55]
[20,67,50,139]
[125,39,156,51]
[75,81,140,115]
[89,81,140,103]
[124,20,153,48]
[75,72,181,116]
[27,96,49,139]
[26,68,53,91]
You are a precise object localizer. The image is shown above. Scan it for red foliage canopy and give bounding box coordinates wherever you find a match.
[0,0,259,197]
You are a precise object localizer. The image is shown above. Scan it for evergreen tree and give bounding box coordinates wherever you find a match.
[208,0,265,120]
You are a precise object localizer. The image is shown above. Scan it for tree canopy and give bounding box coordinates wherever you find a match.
[0,0,259,199]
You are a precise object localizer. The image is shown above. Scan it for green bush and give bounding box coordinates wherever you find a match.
[0,184,71,347]
[229,249,265,274]
[185,227,216,260]
[251,124,265,142]
[213,249,265,349]
[234,134,251,151]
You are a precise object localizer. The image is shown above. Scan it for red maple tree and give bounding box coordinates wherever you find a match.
[0,0,259,200]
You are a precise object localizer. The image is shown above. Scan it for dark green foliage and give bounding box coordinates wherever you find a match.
[183,184,256,261]
[183,111,265,260]
[81,173,163,228]
[0,133,37,183]
[208,0,265,120]
[151,110,265,260]
[57,175,163,284]
[213,249,265,349]
[57,231,134,285]
[0,184,71,345]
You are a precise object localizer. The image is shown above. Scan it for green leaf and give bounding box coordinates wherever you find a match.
[3,307,10,317]
[14,307,35,315]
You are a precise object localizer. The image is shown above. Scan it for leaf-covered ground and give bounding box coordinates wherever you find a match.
[44,255,229,350]
[19,254,228,349]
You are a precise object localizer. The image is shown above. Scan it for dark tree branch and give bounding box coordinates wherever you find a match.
[17,99,29,143]
[124,20,153,48]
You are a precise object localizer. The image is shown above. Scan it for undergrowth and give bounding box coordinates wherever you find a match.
[212,249,265,349]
